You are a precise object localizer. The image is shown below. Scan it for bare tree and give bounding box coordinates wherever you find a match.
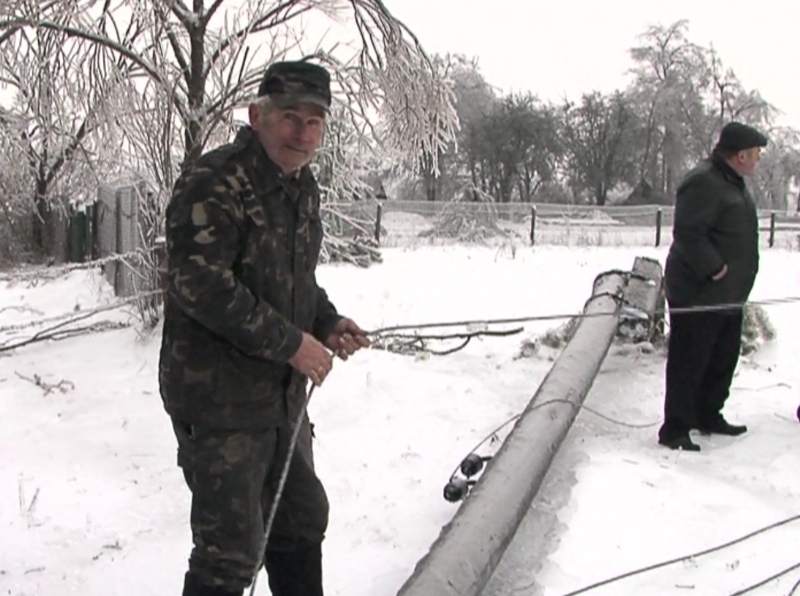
[560,91,635,206]
[675,45,775,161]
[750,127,800,210]
[628,19,778,195]
[2,0,456,173]
[394,53,490,202]
[0,109,33,262]
[0,5,130,258]
[1,0,457,267]
[628,19,703,195]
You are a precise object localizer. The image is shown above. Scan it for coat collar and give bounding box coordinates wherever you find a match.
[710,150,745,190]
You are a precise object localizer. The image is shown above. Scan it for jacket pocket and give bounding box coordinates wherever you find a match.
[700,262,743,306]
[160,327,220,402]
[664,253,700,306]
[210,345,283,405]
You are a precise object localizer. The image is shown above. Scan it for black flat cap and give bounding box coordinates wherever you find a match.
[717,122,768,152]
[257,61,331,111]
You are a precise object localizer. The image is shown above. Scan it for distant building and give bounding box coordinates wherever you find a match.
[621,180,673,206]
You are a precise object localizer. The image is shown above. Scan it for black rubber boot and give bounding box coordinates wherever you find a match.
[264,544,323,596]
[697,415,747,436]
[658,422,701,452]
[182,573,243,596]
[659,434,701,451]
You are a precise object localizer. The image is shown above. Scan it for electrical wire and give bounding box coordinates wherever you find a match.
[542,514,800,596]
[248,386,315,596]
[367,295,800,337]
[786,574,800,596]
[728,561,800,595]
[447,398,659,482]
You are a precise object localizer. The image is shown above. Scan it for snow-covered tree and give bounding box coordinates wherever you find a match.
[0,0,459,263]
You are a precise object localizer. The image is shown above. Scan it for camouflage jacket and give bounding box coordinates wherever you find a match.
[158,126,341,429]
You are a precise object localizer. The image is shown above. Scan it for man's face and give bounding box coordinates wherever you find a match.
[250,101,326,174]
[735,147,763,177]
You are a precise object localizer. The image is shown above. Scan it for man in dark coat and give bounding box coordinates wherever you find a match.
[659,122,768,451]
[159,61,370,596]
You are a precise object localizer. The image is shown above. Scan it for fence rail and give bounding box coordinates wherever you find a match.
[50,197,800,300]
[336,200,800,250]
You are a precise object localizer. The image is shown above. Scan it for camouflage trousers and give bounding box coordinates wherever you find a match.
[171,413,329,592]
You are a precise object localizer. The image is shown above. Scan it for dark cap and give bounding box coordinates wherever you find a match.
[257,61,331,111]
[716,122,768,152]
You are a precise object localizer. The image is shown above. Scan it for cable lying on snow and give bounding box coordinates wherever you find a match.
[536,513,800,596]
[372,327,525,356]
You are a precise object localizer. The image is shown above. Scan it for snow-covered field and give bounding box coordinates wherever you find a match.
[2,244,799,596]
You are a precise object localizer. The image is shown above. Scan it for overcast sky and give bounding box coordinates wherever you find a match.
[390,0,800,130]
[1,1,796,134]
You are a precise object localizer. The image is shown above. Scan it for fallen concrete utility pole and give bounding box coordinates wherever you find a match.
[617,256,666,343]
[395,267,631,596]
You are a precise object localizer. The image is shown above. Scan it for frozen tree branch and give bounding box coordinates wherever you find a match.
[203,0,227,24]
[0,0,458,267]
[15,371,75,394]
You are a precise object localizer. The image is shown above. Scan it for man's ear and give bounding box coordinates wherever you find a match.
[248,103,260,127]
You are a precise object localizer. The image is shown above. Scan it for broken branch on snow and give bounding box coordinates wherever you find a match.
[0,290,159,337]
[0,297,141,352]
[1,320,131,353]
[0,305,44,316]
[15,371,75,394]
[373,327,524,356]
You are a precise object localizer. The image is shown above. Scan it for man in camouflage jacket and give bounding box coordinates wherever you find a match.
[159,61,370,596]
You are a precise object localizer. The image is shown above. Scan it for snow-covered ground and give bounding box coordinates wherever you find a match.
[1,244,799,596]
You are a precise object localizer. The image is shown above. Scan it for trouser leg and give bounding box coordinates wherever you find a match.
[172,421,276,594]
[697,311,744,424]
[661,310,725,437]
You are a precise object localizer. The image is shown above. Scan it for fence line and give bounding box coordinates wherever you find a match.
[53,196,800,300]
[59,182,162,303]
[336,200,800,250]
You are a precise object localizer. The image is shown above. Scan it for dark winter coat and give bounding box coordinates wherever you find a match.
[158,126,341,429]
[664,152,760,311]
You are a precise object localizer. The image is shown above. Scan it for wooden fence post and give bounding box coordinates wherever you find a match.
[375,202,383,243]
[155,236,168,309]
[769,212,776,248]
[90,200,100,260]
[114,191,125,295]
[655,208,662,247]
